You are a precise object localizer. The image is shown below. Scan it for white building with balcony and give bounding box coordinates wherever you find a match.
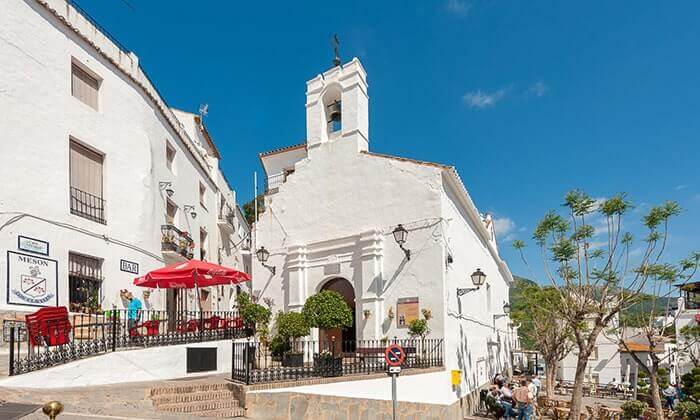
[251,57,515,413]
[0,0,249,324]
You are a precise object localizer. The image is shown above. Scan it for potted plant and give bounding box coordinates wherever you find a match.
[302,290,353,376]
[408,318,431,364]
[313,349,343,377]
[621,400,647,420]
[276,312,310,367]
[237,292,271,339]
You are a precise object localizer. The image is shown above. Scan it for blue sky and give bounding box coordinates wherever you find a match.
[74,0,699,282]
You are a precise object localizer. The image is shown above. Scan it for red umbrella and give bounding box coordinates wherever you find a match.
[133,259,251,289]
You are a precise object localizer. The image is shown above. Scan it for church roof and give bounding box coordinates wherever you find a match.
[360,151,452,170]
[259,142,307,158]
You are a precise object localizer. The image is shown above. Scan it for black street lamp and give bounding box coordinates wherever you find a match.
[256,246,276,275]
[457,268,487,296]
[392,224,411,260]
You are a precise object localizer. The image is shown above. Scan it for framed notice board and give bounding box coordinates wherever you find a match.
[396,297,419,328]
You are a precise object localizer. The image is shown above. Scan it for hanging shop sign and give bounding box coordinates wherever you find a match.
[6,251,58,307]
[396,296,419,328]
[120,259,139,275]
[17,236,49,256]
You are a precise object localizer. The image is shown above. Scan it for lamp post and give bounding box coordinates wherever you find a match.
[457,268,487,296]
[256,246,276,275]
[392,224,411,260]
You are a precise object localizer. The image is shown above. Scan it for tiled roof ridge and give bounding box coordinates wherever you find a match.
[259,142,307,157]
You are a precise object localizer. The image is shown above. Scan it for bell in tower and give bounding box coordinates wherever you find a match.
[327,100,341,132]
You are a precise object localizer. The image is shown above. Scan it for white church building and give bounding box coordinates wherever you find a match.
[251,57,516,410]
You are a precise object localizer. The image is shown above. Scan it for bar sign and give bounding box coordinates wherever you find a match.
[120,259,139,274]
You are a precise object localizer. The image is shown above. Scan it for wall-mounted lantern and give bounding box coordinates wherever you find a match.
[493,301,512,321]
[255,246,276,275]
[159,181,174,198]
[392,224,411,260]
[457,268,487,297]
[183,205,197,219]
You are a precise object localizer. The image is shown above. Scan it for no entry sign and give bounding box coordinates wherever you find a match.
[385,344,405,367]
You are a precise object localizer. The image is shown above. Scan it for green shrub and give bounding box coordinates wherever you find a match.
[302,290,353,330]
[621,400,647,419]
[236,292,271,337]
[408,318,430,339]
[676,401,700,419]
[268,334,291,358]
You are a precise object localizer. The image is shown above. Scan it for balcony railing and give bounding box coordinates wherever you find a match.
[161,224,194,259]
[266,172,285,193]
[218,209,235,232]
[70,187,106,224]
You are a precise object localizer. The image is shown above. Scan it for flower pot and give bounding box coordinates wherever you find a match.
[314,355,343,377]
[282,352,304,367]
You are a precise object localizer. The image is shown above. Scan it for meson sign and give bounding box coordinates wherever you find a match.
[7,251,58,307]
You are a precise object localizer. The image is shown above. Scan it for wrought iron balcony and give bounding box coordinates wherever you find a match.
[217,209,235,233]
[70,187,106,224]
[161,224,194,260]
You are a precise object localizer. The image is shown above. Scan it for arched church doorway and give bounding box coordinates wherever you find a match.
[319,277,356,350]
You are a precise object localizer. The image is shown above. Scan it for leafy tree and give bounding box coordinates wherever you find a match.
[510,279,574,399]
[276,311,310,351]
[681,367,700,403]
[237,292,271,339]
[302,290,353,330]
[514,190,698,419]
[242,194,265,226]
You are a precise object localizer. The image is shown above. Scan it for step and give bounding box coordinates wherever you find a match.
[150,382,232,396]
[190,406,247,418]
[157,399,240,414]
[152,390,237,406]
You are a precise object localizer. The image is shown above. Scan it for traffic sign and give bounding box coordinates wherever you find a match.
[389,366,401,374]
[385,344,405,367]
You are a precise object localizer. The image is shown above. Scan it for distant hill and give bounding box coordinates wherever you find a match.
[509,275,676,349]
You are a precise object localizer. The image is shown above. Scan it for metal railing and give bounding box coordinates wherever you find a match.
[266,172,285,193]
[231,338,444,385]
[161,224,194,259]
[70,187,106,224]
[8,309,245,376]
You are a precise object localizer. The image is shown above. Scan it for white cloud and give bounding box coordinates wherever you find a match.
[446,0,471,16]
[528,81,549,97]
[675,184,688,191]
[463,88,508,109]
[493,216,517,241]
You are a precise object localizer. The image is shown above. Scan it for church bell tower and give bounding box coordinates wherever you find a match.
[305,57,369,155]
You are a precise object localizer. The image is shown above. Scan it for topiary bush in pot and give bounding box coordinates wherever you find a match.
[276,311,310,367]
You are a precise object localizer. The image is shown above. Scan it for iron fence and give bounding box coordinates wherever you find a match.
[8,309,246,376]
[231,338,444,385]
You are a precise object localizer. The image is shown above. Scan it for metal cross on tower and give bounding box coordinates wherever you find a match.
[332,34,341,67]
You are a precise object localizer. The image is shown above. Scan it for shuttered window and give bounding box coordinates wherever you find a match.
[70,140,106,223]
[71,63,100,110]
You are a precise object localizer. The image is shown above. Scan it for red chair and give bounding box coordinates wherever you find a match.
[143,320,160,336]
[177,319,199,333]
[225,317,243,329]
[205,316,220,331]
[25,306,72,347]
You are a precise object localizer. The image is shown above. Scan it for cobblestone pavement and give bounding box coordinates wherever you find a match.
[1,374,233,419]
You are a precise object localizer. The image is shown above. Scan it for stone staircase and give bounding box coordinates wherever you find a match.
[149,381,245,418]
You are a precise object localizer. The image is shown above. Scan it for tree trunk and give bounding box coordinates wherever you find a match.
[649,366,664,420]
[545,357,557,399]
[568,353,589,420]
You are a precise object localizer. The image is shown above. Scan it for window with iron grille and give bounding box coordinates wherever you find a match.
[69,140,106,224]
[68,253,103,313]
